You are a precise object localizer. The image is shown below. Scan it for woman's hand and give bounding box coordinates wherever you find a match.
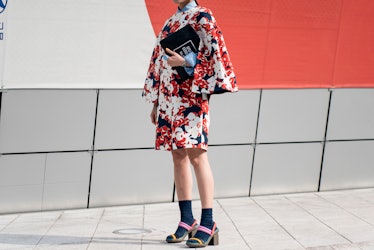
[150,104,158,125]
[165,48,187,67]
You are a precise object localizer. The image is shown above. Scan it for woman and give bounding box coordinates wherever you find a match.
[142,0,237,247]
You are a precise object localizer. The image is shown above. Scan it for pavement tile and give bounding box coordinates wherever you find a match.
[330,242,362,249]
[253,195,349,247]
[316,192,374,226]
[287,193,374,243]
[357,240,374,250]
[305,246,333,250]
[219,197,302,250]
[34,243,88,250]
[0,189,373,250]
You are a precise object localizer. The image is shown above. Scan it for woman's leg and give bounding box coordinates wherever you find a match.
[186,148,217,246]
[172,148,193,201]
[166,149,196,243]
[186,148,214,209]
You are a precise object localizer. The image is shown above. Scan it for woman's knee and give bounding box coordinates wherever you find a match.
[172,148,188,163]
[187,148,207,168]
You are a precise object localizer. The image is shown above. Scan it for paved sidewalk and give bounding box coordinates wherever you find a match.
[0,188,374,250]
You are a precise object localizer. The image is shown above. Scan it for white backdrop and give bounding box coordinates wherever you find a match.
[2,0,155,89]
[0,0,7,88]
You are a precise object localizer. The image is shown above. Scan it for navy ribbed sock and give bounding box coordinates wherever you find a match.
[193,208,215,242]
[174,200,195,238]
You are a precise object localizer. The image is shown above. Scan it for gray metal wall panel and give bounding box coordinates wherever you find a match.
[94,90,155,149]
[251,143,323,196]
[0,186,43,214]
[0,152,91,213]
[327,89,374,140]
[188,146,253,201]
[0,154,45,186]
[42,152,91,211]
[0,90,97,153]
[209,91,260,144]
[257,89,329,143]
[42,183,89,211]
[1,88,373,214]
[210,145,253,198]
[89,149,174,207]
[320,141,374,191]
[0,154,45,214]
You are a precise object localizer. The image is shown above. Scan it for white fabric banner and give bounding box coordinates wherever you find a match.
[0,0,8,89]
[2,0,156,89]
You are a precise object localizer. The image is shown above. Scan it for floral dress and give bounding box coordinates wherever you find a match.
[142,5,238,151]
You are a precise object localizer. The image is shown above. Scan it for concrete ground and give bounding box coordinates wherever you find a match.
[0,188,374,250]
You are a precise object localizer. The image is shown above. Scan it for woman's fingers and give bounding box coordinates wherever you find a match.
[150,113,156,125]
[150,107,157,125]
[165,48,175,56]
[165,48,184,67]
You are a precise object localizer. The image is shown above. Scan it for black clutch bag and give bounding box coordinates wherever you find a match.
[160,24,200,82]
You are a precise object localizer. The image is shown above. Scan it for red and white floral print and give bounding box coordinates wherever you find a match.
[142,6,237,151]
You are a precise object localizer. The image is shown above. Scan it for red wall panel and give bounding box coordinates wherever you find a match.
[145,0,374,89]
[333,0,374,87]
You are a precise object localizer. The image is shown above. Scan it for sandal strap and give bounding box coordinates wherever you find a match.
[178,220,197,231]
[189,237,203,245]
[197,222,216,236]
[170,234,177,240]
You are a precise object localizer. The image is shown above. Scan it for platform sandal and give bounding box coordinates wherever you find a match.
[186,223,219,248]
[166,220,198,243]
